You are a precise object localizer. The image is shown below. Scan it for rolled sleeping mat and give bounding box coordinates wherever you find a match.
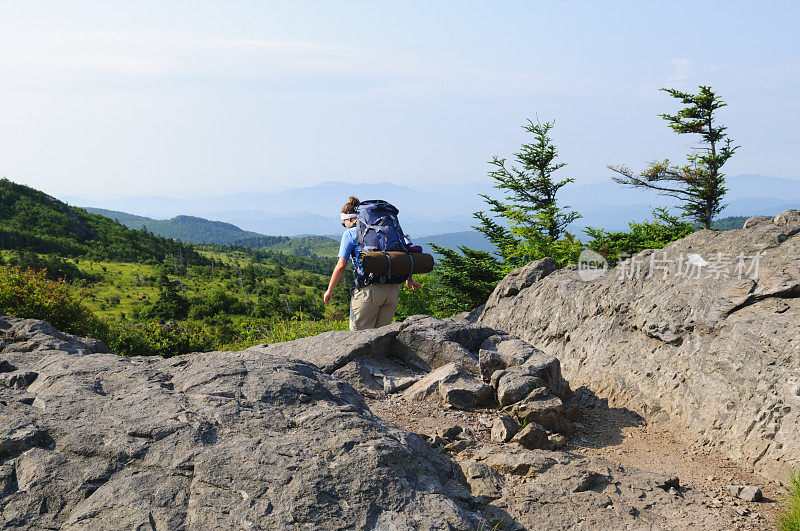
[360,251,435,275]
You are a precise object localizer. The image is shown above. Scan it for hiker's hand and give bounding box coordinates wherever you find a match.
[406,279,420,291]
[323,289,333,305]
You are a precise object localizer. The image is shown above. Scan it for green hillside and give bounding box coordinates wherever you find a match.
[85,207,270,245]
[84,207,338,256]
[0,179,356,358]
[0,179,208,265]
[710,216,754,230]
[241,235,339,257]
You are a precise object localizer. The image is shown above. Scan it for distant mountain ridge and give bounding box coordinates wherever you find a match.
[84,207,266,245]
[84,207,339,257]
[64,174,800,236]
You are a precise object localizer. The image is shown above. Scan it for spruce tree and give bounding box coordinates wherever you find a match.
[475,119,580,267]
[428,118,580,313]
[609,85,738,229]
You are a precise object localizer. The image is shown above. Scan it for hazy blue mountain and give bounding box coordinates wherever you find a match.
[64,174,800,237]
[419,231,494,254]
[200,210,476,238]
[64,181,488,222]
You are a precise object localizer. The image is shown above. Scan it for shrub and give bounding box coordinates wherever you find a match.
[584,207,694,266]
[396,273,447,319]
[105,321,215,358]
[0,265,106,339]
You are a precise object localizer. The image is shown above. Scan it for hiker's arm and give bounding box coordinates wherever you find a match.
[406,276,420,291]
[324,257,348,304]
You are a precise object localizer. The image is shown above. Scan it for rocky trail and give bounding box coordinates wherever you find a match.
[1,210,798,529]
[368,392,780,529]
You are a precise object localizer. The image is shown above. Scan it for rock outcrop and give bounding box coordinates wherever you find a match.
[1,317,485,529]
[1,315,738,529]
[253,314,571,420]
[480,209,800,480]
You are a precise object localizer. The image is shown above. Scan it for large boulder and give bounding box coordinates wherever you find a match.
[258,322,402,373]
[403,363,494,410]
[391,315,497,375]
[0,317,110,355]
[0,318,479,529]
[480,209,800,480]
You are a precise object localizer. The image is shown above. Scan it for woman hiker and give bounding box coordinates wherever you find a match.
[323,196,420,330]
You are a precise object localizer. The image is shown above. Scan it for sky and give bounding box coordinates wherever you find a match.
[1,1,798,198]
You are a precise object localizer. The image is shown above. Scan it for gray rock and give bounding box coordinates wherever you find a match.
[506,394,566,433]
[331,355,423,398]
[470,444,564,477]
[250,322,402,374]
[448,304,484,325]
[510,422,550,450]
[331,359,385,398]
[773,208,800,227]
[484,257,558,302]
[495,371,546,406]
[441,374,494,410]
[479,335,570,399]
[728,485,763,502]
[403,362,494,410]
[392,316,497,375]
[0,370,38,390]
[478,334,539,374]
[490,369,507,388]
[491,417,519,443]
[382,375,419,394]
[0,315,750,529]
[743,216,771,229]
[0,318,110,355]
[0,317,477,529]
[404,363,460,401]
[480,210,800,480]
[458,460,505,500]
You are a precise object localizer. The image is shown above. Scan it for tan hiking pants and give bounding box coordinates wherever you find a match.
[349,283,401,330]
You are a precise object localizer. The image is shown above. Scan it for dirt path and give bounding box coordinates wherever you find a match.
[367,394,782,530]
[568,399,780,529]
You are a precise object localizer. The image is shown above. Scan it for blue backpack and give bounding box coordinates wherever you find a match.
[354,200,410,288]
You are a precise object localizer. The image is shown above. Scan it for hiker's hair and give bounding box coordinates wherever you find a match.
[341,196,360,215]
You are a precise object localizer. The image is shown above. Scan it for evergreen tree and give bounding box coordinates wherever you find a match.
[475,119,580,266]
[609,85,738,229]
[429,118,580,313]
[428,246,504,313]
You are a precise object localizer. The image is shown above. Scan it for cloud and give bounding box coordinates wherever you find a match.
[667,58,694,81]
[0,29,557,96]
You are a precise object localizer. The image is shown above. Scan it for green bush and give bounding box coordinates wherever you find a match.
[426,245,505,315]
[145,288,190,320]
[0,265,106,339]
[2,250,96,283]
[584,207,694,266]
[105,320,215,358]
[778,468,800,531]
[396,274,447,319]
